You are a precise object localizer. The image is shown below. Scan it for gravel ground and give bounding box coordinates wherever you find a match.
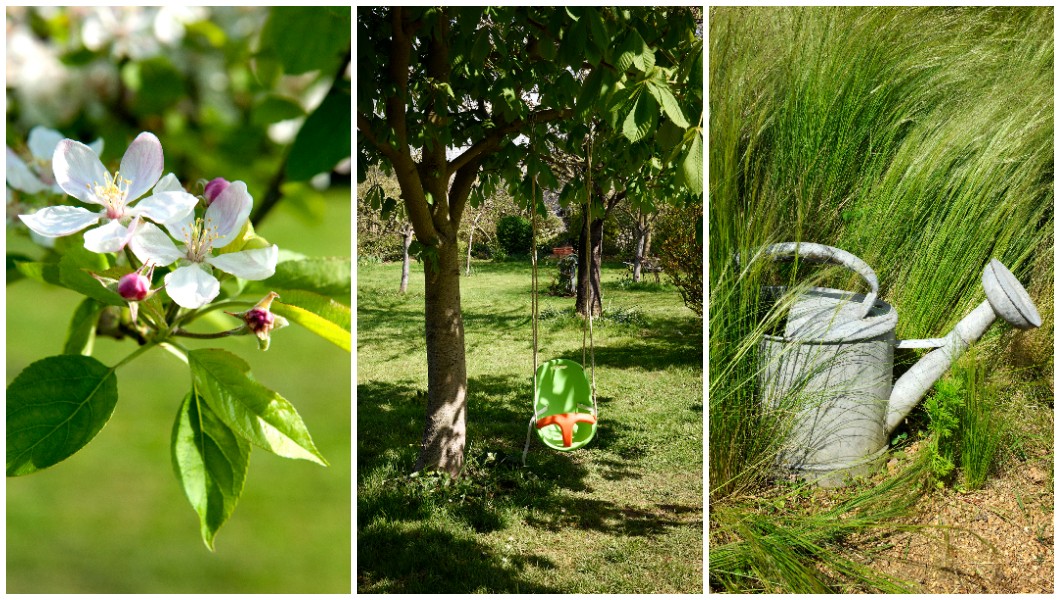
[861,450,1053,593]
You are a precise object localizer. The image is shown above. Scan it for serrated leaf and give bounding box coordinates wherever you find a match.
[287,85,352,181]
[63,298,102,356]
[615,30,641,72]
[172,390,251,551]
[682,131,703,196]
[188,349,327,466]
[251,256,351,299]
[271,290,351,352]
[648,81,690,129]
[633,43,656,72]
[622,90,657,143]
[7,355,118,476]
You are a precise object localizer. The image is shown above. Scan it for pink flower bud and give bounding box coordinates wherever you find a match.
[245,307,276,334]
[117,272,151,301]
[203,177,230,204]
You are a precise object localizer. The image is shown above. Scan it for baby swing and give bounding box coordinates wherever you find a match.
[522,130,599,465]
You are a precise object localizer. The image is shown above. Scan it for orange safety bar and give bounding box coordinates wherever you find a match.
[535,412,598,448]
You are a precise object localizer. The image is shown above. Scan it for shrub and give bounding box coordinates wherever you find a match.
[656,200,702,316]
[496,215,532,258]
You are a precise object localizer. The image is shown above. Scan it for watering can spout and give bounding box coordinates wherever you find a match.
[886,259,1041,433]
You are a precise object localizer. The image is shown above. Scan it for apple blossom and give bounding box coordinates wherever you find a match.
[18,132,198,254]
[129,179,278,309]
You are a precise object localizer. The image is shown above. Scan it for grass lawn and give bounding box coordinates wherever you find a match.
[6,188,352,593]
[357,258,703,593]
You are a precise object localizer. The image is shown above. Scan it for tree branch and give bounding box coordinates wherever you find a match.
[447,108,572,175]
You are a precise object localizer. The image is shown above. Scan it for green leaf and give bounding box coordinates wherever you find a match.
[253,256,351,299]
[14,260,61,286]
[575,68,604,118]
[58,246,125,306]
[252,94,305,126]
[172,390,251,551]
[260,6,351,75]
[188,349,328,466]
[7,355,118,476]
[271,290,351,352]
[7,253,34,285]
[647,81,690,129]
[622,90,657,143]
[286,85,352,181]
[633,43,656,72]
[681,131,704,196]
[615,30,643,72]
[63,298,102,356]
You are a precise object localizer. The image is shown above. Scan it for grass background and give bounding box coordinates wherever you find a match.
[357,259,702,593]
[6,188,352,593]
[709,6,1052,592]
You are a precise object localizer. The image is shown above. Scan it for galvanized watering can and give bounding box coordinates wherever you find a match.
[757,243,1041,486]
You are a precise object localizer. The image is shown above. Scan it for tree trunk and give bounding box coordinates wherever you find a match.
[632,211,652,283]
[399,227,413,293]
[413,240,467,476]
[576,206,603,317]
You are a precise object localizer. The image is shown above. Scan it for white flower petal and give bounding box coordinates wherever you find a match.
[152,172,184,194]
[29,230,57,249]
[204,180,252,247]
[83,219,133,253]
[27,126,65,161]
[128,221,185,266]
[53,139,110,205]
[88,138,105,156]
[119,132,164,202]
[165,264,220,309]
[205,244,278,281]
[19,205,101,237]
[127,190,198,224]
[163,210,196,243]
[6,148,47,194]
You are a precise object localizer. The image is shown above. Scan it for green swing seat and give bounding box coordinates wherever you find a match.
[533,358,598,451]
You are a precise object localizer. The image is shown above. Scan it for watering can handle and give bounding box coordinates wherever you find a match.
[761,242,879,320]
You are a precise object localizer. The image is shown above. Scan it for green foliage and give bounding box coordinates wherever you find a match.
[171,390,251,550]
[188,348,328,466]
[271,290,352,352]
[287,84,352,181]
[7,355,118,476]
[261,7,351,76]
[656,201,702,316]
[925,378,961,482]
[958,361,1008,490]
[254,256,352,299]
[63,298,101,355]
[495,215,533,258]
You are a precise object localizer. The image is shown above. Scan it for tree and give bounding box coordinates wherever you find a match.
[357,7,702,475]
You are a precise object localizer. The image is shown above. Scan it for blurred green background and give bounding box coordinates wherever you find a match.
[6,6,351,593]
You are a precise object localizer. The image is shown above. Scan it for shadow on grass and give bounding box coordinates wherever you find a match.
[358,521,560,593]
[525,495,702,537]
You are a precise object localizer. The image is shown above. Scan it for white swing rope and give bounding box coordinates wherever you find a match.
[523,133,542,466]
[521,126,599,466]
[583,129,598,418]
